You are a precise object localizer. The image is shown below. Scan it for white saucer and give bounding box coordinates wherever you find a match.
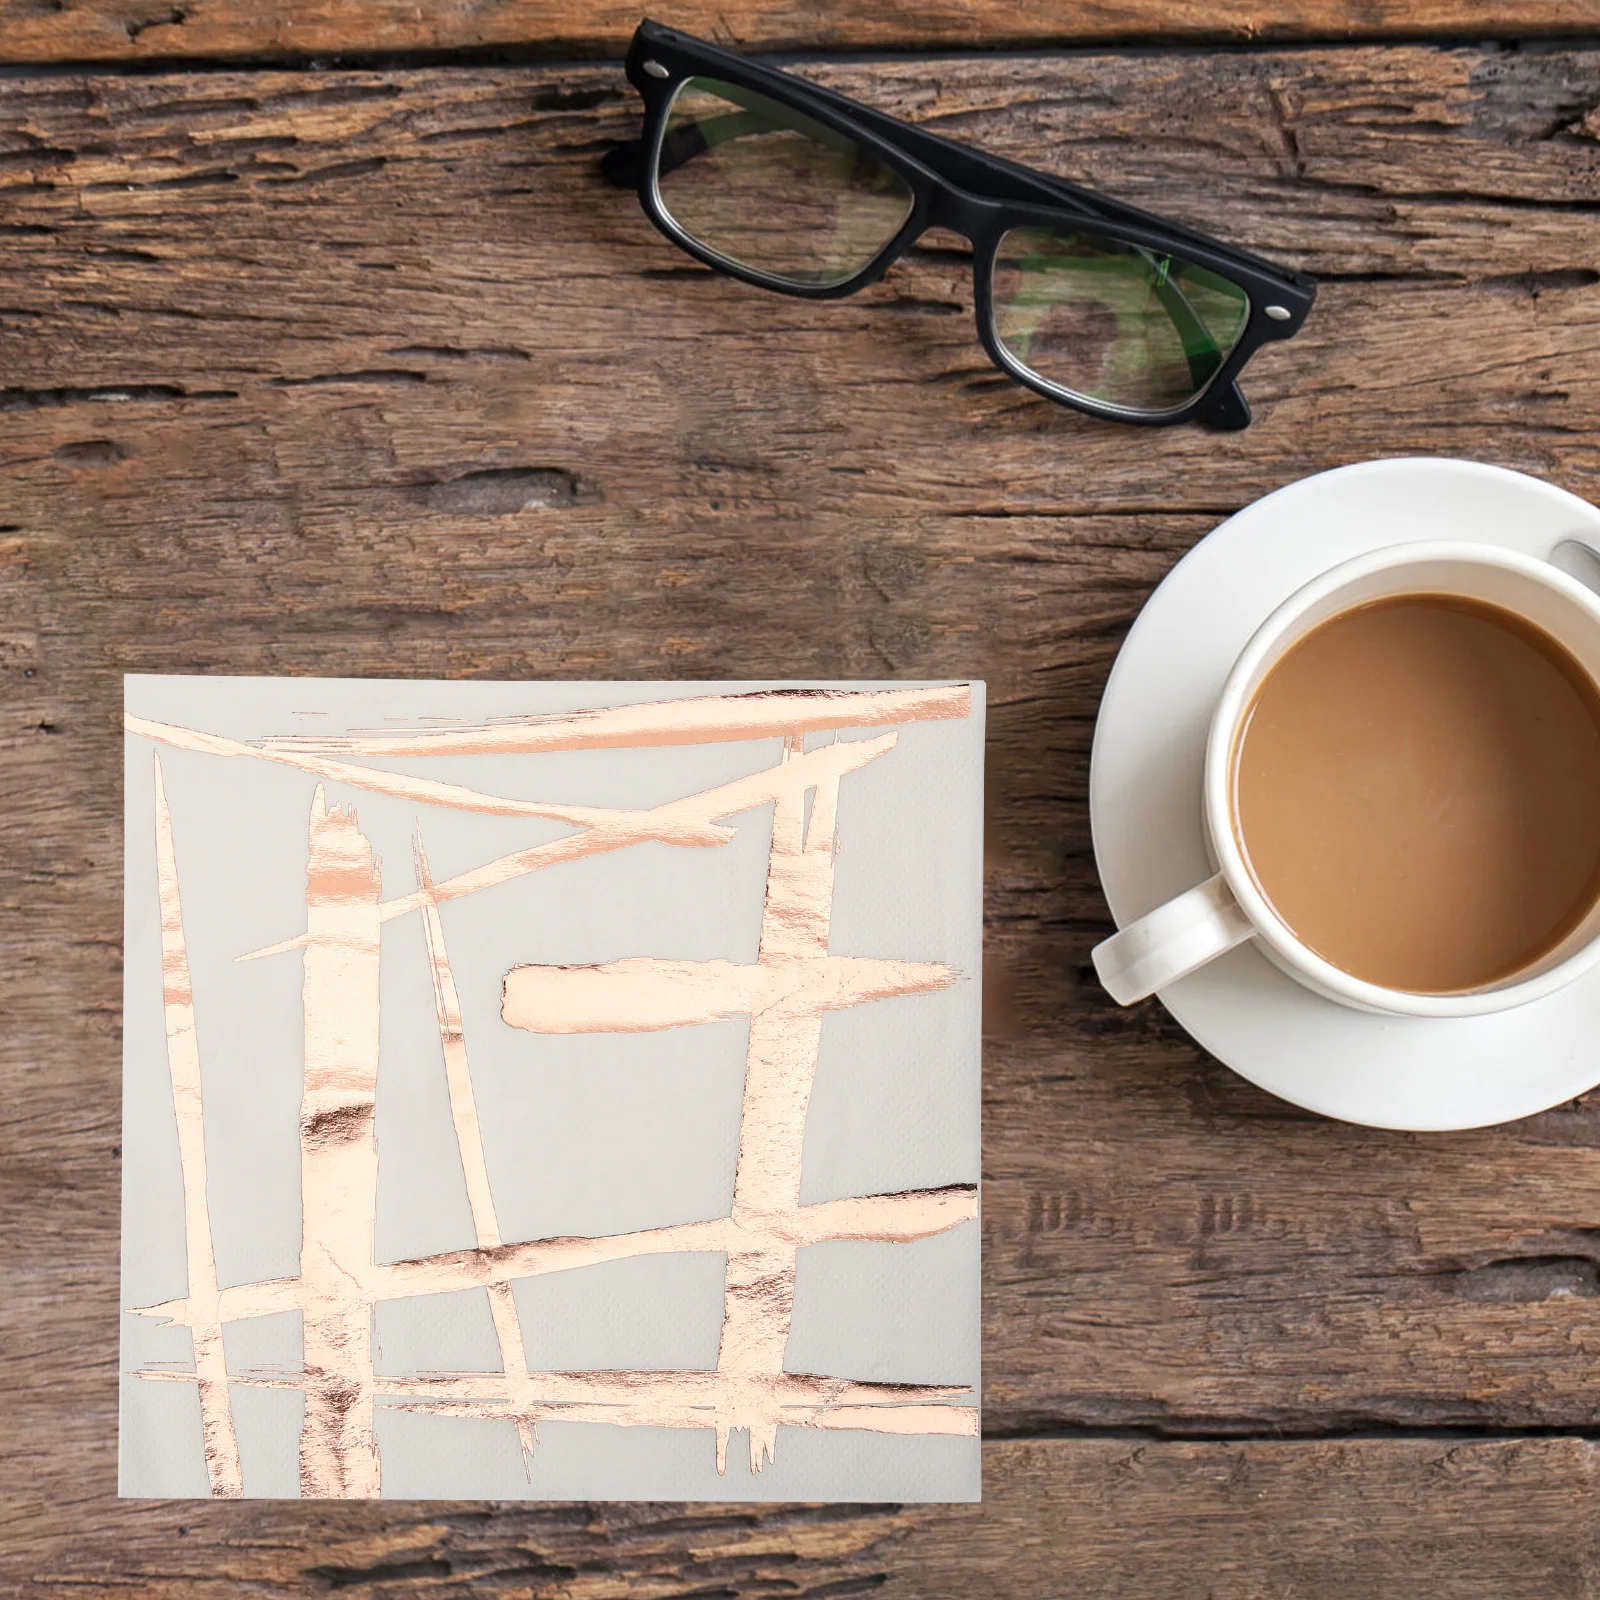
[1090,458,1600,1130]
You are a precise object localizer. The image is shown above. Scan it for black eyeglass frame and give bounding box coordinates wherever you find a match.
[605,19,1316,431]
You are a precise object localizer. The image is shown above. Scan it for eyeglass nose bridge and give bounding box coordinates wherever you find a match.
[920,185,1000,243]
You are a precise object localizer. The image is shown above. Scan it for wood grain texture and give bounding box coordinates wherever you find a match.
[6,1440,1600,1595]
[3,0,1600,67]
[4,39,1600,1597]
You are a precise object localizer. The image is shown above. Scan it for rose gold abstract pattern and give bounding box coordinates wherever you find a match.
[128,686,978,1496]
[297,787,382,1498]
[237,732,897,964]
[498,735,960,1472]
[148,1367,976,1444]
[151,757,242,1498]
[722,743,844,1472]
[258,683,969,757]
[131,1183,978,1325]
[126,713,685,830]
[501,955,953,1033]
[414,832,537,1470]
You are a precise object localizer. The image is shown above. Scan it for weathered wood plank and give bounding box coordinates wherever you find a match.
[4,1440,1598,1596]
[4,45,1600,1589]
[1,49,1598,519]
[0,0,1597,68]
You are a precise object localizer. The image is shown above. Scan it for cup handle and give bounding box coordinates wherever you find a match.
[1092,873,1254,1005]
[1549,536,1600,598]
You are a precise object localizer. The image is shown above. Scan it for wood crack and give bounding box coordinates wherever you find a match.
[0,383,237,410]
[267,368,427,389]
[986,1421,1600,1441]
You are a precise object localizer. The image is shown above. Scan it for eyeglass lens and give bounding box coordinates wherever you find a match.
[990,226,1251,413]
[654,76,915,289]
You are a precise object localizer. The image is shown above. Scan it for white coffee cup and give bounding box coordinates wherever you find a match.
[1092,540,1600,1018]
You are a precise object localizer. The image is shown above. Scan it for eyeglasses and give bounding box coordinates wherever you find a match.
[603,20,1316,431]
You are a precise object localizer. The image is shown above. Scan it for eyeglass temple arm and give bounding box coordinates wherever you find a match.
[1147,266,1226,392]
[1146,259,1251,426]
[1114,249,1249,427]
[602,139,646,188]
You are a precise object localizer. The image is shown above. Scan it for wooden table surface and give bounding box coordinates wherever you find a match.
[4,1,1600,1593]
